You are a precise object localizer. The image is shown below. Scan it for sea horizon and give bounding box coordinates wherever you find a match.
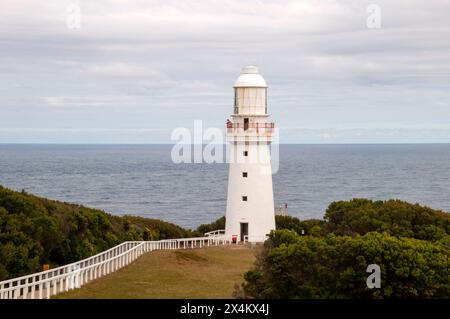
[1,143,449,229]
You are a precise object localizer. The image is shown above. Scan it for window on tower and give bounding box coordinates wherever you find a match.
[242,196,248,201]
[243,151,248,157]
[242,172,248,178]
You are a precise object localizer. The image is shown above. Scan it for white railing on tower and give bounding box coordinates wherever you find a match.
[226,122,275,135]
[0,234,231,300]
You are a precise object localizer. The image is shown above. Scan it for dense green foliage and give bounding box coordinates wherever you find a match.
[324,199,450,241]
[275,215,325,236]
[197,216,226,235]
[0,186,195,280]
[122,215,199,240]
[240,230,450,298]
[240,199,450,299]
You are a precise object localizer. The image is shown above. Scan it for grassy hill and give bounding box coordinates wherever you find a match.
[0,185,199,281]
[55,246,257,299]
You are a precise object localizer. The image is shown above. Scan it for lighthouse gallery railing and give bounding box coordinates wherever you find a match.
[0,234,230,299]
[226,122,274,134]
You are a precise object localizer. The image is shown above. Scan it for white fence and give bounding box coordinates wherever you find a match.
[0,234,230,299]
[204,229,225,237]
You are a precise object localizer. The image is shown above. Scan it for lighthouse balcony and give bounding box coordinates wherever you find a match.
[226,122,275,142]
[226,122,274,134]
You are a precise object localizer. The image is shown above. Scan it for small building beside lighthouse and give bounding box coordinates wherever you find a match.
[225,66,276,243]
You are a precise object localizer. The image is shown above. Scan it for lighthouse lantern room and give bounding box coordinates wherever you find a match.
[225,66,276,243]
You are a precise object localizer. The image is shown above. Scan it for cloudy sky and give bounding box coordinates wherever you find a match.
[1,0,449,143]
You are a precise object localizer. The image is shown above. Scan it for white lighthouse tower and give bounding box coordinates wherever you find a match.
[225,66,276,243]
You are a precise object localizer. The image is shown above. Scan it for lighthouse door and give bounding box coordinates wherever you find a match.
[240,223,248,242]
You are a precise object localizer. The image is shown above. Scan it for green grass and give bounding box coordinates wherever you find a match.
[55,246,258,299]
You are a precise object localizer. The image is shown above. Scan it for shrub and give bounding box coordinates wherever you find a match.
[240,230,450,299]
[324,198,450,241]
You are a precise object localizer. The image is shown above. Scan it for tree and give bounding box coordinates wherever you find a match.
[240,230,450,299]
[276,215,325,236]
[197,216,226,235]
[324,198,450,241]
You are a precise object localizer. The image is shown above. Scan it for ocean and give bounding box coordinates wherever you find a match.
[0,144,449,229]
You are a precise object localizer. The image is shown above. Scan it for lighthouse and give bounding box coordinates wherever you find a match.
[225,66,276,243]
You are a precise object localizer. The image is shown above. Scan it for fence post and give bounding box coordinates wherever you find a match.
[39,282,43,298]
[30,277,35,299]
[46,281,50,299]
[53,278,57,296]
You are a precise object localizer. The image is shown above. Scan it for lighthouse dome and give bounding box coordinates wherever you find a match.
[234,65,267,88]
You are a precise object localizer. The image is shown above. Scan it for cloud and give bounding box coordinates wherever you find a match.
[85,63,164,78]
[0,0,449,143]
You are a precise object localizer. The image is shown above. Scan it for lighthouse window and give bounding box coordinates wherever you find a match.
[242,196,248,201]
[243,151,248,157]
[242,172,248,178]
